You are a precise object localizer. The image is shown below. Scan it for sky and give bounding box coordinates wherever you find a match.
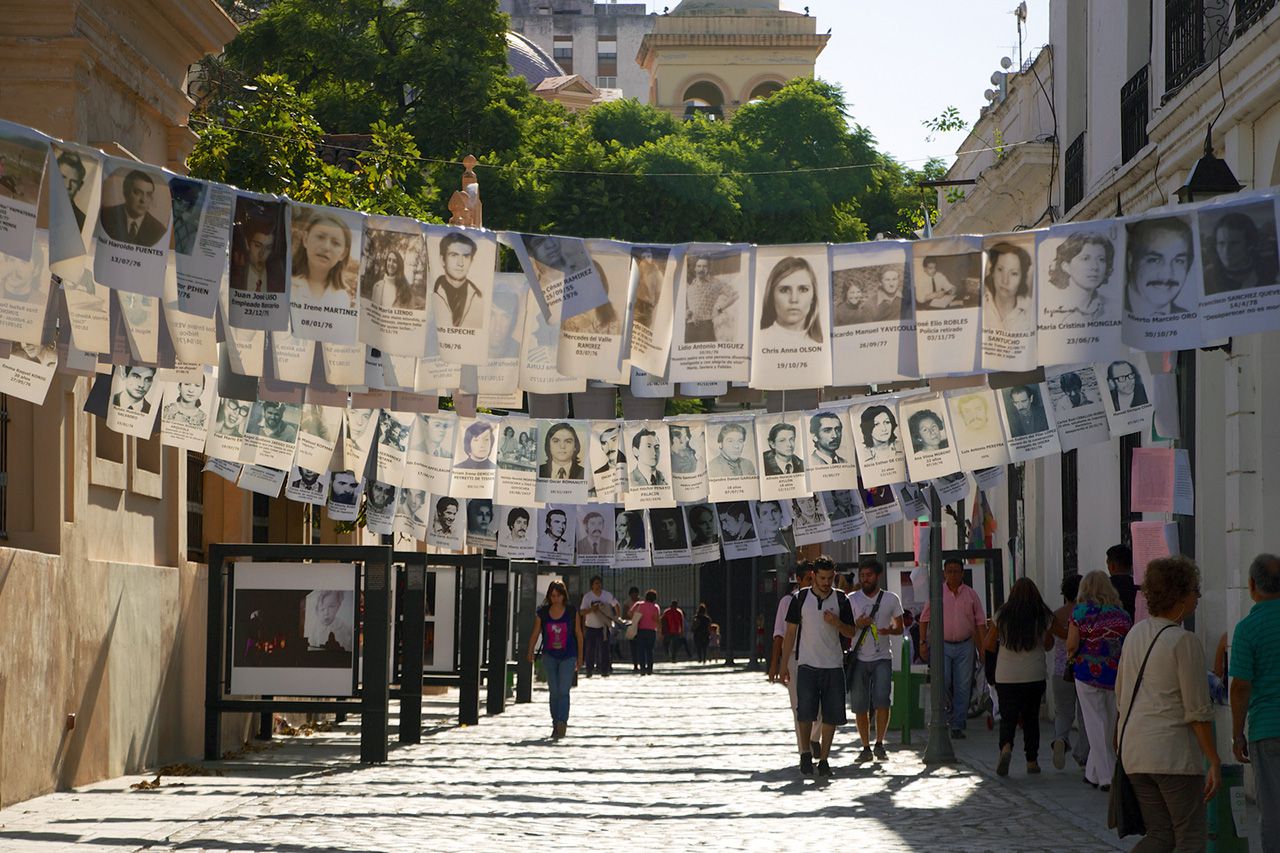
[636,0,1050,166]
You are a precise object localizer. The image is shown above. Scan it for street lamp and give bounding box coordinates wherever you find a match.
[1174,127,1244,204]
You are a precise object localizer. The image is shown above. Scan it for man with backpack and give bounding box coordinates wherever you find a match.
[847,558,904,763]
[770,561,821,758]
[780,555,857,776]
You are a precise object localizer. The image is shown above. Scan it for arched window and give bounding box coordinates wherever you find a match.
[747,80,783,103]
[682,81,725,120]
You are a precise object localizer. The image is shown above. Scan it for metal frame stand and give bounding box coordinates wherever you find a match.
[485,558,512,715]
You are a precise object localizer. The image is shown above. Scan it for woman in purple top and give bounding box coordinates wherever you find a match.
[1067,570,1133,788]
[526,580,583,739]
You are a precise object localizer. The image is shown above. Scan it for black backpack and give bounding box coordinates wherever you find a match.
[791,587,854,659]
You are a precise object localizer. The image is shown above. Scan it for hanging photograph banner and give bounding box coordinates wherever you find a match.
[930,472,971,506]
[623,420,675,509]
[613,507,652,568]
[326,470,363,522]
[408,410,455,496]
[288,203,363,345]
[668,418,709,504]
[555,239,627,383]
[519,284,584,394]
[363,481,397,536]
[515,233,609,323]
[981,233,1039,372]
[535,419,589,503]
[753,500,795,557]
[750,244,832,389]
[669,243,751,383]
[105,364,161,438]
[205,397,250,462]
[803,406,857,493]
[973,465,1005,493]
[717,500,761,559]
[394,487,429,541]
[754,411,807,501]
[465,499,498,551]
[496,505,535,560]
[945,387,1011,471]
[998,382,1063,462]
[1096,355,1156,436]
[536,504,575,564]
[850,400,908,488]
[627,244,678,377]
[1196,196,1280,340]
[587,420,622,503]
[373,409,414,487]
[900,393,962,481]
[863,485,905,529]
[574,506,614,567]
[294,403,342,474]
[477,273,527,393]
[48,141,102,278]
[285,465,328,506]
[341,408,379,479]
[790,494,832,547]
[426,495,463,551]
[494,416,538,505]
[0,231,52,346]
[1045,364,1112,452]
[227,192,289,331]
[685,503,721,565]
[913,235,982,376]
[241,400,301,470]
[893,483,929,519]
[1122,214,1203,350]
[1036,220,1125,364]
[358,215,429,356]
[0,344,57,405]
[92,157,171,298]
[629,366,672,398]
[169,175,233,319]
[238,464,285,498]
[822,489,868,541]
[830,241,917,384]
[163,260,218,366]
[116,290,160,365]
[450,415,499,499]
[649,507,692,566]
[159,370,214,451]
[427,225,496,366]
[64,263,111,354]
[0,120,51,262]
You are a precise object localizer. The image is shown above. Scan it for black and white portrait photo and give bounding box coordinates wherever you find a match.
[1200,202,1279,295]
[169,177,207,257]
[498,420,538,472]
[536,505,573,562]
[1050,368,1102,417]
[98,165,169,247]
[752,499,795,557]
[982,240,1036,334]
[630,245,669,332]
[394,487,427,533]
[683,250,742,343]
[289,204,362,343]
[649,507,689,551]
[1125,215,1198,317]
[906,407,950,454]
[111,364,156,414]
[538,421,585,481]
[414,412,456,461]
[807,409,851,466]
[615,508,647,552]
[159,373,211,451]
[247,400,300,444]
[575,507,614,561]
[757,254,824,348]
[362,225,428,311]
[229,197,287,295]
[751,247,833,389]
[1042,229,1118,322]
[1002,384,1050,438]
[432,231,485,329]
[53,144,98,239]
[286,465,329,506]
[627,423,669,489]
[686,504,720,548]
[378,410,410,453]
[496,505,534,560]
[707,420,757,479]
[760,418,803,476]
[833,263,910,326]
[1046,365,1111,451]
[454,419,497,470]
[465,499,497,550]
[1102,359,1149,412]
[914,252,981,310]
[213,398,251,439]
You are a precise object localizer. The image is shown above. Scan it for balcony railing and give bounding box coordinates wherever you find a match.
[1121,65,1150,164]
[1234,0,1278,34]
[1064,133,1085,212]
[1166,0,1206,91]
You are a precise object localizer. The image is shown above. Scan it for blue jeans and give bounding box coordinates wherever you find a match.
[634,629,656,673]
[943,641,974,731]
[584,626,611,675]
[543,655,576,723]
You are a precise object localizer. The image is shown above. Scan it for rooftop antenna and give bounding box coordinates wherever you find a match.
[1014,2,1028,67]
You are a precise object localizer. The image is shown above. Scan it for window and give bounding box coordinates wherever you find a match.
[1064,132,1085,212]
[553,35,573,74]
[1121,65,1150,164]
[596,37,617,77]
[132,432,163,498]
[187,452,205,562]
[596,76,617,89]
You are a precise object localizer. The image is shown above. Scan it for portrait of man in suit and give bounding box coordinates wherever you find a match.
[538,422,584,480]
[628,427,667,488]
[112,365,155,414]
[761,422,803,476]
[230,217,282,294]
[56,150,88,233]
[100,168,167,246]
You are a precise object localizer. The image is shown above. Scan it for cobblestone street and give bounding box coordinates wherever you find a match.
[0,664,1128,852]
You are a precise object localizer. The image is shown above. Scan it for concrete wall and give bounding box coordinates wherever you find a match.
[504,2,654,100]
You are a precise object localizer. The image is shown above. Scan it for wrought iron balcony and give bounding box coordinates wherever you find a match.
[1121,65,1150,164]
[1165,0,1206,91]
[1064,132,1085,212]
[1234,0,1277,35]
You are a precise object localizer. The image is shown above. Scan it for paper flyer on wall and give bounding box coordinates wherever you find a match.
[425,495,463,550]
[822,489,867,541]
[0,230,52,346]
[89,157,171,298]
[716,500,761,559]
[899,393,962,481]
[326,470,364,521]
[425,225,496,366]
[1130,447,1194,515]
[513,233,608,324]
[477,272,527,394]
[997,382,1063,463]
[706,415,761,502]
[1195,196,1280,340]
[168,175,232,318]
[753,411,807,501]
[850,399,909,487]
[913,235,983,377]
[830,241,918,384]
[573,505,614,567]
[803,406,858,493]
[945,387,1011,471]
[973,465,1005,493]
[494,504,535,559]
[116,290,160,365]
[341,408,380,478]
[750,244,832,389]
[47,141,102,278]
[535,419,589,503]
[684,503,721,565]
[237,464,286,498]
[104,364,161,438]
[494,415,538,505]
[586,420,622,503]
[981,233,1039,372]
[158,369,214,451]
[556,239,628,383]
[518,284,584,394]
[465,499,498,551]
[649,507,692,566]
[1122,213,1203,351]
[407,411,455,496]
[863,485,905,529]
[449,415,498,499]
[287,203,363,345]
[668,243,751,384]
[205,397,250,462]
[227,192,290,331]
[373,409,414,487]
[1036,220,1125,364]
[1096,354,1156,436]
[0,119,51,261]
[240,400,301,470]
[285,465,329,507]
[790,495,832,546]
[622,420,675,509]
[293,403,341,473]
[613,507,652,568]
[668,417,709,504]
[1045,364,1112,451]
[535,504,575,564]
[626,244,679,377]
[356,215,430,356]
[753,500,795,557]
[364,481,397,536]
[0,343,57,405]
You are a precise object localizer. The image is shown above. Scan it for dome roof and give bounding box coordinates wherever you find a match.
[670,0,781,13]
[506,31,565,87]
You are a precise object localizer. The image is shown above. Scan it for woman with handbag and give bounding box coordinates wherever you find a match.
[1112,556,1220,850]
[629,589,662,675]
[984,578,1054,776]
[525,581,584,739]
[1067,570,1132,790]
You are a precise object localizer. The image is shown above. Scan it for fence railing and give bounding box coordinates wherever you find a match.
[1121,64,1150,164]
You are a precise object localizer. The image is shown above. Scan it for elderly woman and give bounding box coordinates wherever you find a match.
[1114,556,1220,851]
[1067,570,1132,789]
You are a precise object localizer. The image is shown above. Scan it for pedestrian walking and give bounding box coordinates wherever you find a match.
[770,562,822,759]
[1230,553,1280,845]
[780,555,856,777]
[848,557,904,763]
[1067,570,1132,789]
[693,603,713,663]
[984,577,1053,776]
[662,600,687,662]
[919,558,989,738]
[1049,573,1090,771]
[1106,543,1138,621]
[1114,556,1220,851]
[579,575,619,677]
[629,589,661,675]
[525,580,583,739]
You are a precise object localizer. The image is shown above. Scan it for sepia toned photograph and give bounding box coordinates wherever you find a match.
[98,164,170,247]
[361,226,429,310]
[833,262,910,326]
[683,249,743,343]
[914,252,981,310]
[229,196,287,294]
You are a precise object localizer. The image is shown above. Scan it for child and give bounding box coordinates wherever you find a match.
[707,623,721,661]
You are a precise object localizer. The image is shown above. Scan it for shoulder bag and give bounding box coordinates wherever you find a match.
[1108,623,1176,838]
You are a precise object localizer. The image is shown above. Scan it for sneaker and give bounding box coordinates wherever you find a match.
[873,743,888,761]
[1027,761,1041,774]
[1052,739,1066,770]
[817,759,832,777]
[800,752,814,775]
[997,748,1012,777]
[855,746,873,763]
[951,729,967,740]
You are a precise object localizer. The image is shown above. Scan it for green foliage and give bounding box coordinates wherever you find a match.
[922,105,968,142]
